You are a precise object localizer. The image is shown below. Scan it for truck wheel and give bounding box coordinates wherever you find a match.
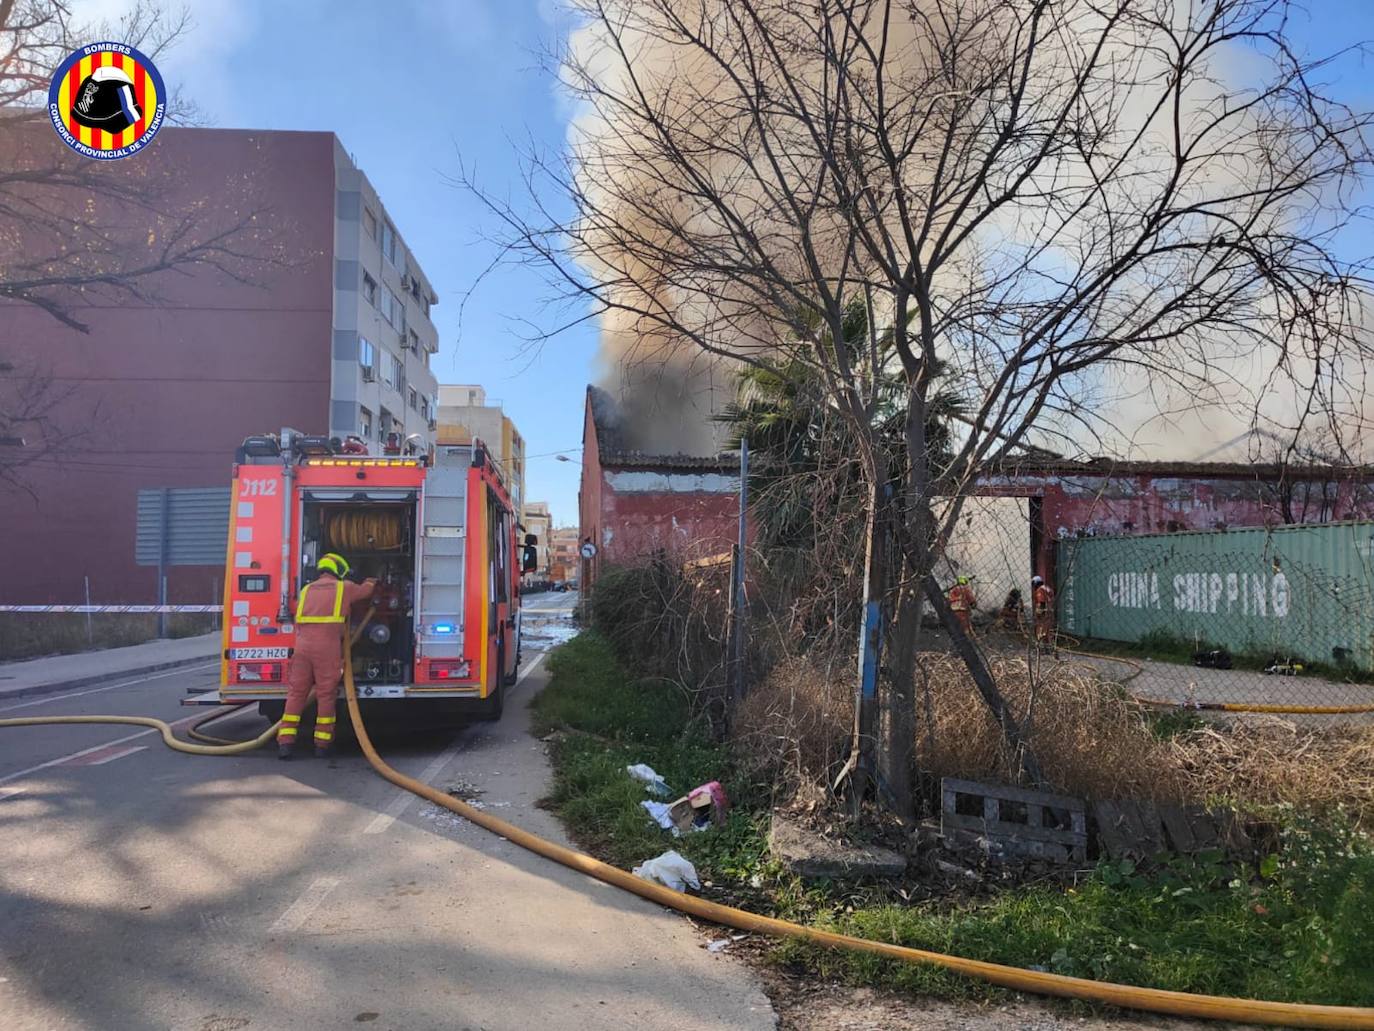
[477,642,506,721]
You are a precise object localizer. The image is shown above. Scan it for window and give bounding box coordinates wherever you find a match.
[407,328,420,353]
[420,395,429,421]
[408,387,418,411]
[381,221,397,266]
[379,407,393,437]
[381,350,397,388]
[362,272,377,306]
[359,336,376,378]
[363,208,377,240]
[380,287,405,332]
[359,406,373,438]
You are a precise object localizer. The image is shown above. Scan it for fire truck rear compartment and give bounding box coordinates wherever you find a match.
[301,499,418,685]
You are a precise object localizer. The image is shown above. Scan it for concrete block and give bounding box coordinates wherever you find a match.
[768,814,906,880]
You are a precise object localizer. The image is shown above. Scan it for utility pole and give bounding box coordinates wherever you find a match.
[728,439,749,710]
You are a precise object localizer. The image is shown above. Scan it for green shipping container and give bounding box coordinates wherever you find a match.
[1057,521,1374,670]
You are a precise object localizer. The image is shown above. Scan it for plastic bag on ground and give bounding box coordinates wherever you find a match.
[632,850,701,892]
[625,763,671,797]
[640,800,682,837]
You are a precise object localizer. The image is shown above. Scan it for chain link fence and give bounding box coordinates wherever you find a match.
[930,501,1374,715]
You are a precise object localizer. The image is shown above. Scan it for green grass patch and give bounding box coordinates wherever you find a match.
[788,828,1374,1005]
[535,632,1374,1007]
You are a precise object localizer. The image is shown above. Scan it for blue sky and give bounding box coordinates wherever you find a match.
[85,0,596,523]
[77,0,1374,518]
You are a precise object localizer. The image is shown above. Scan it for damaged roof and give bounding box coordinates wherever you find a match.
[586,385,741,472]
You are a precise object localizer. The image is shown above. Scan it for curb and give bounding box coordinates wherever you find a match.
[0,653,219,703]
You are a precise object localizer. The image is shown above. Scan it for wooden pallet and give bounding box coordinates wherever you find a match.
[940,778,1088,863]
[1093,800,1248,860]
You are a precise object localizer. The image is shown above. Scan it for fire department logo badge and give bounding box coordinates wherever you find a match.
[48,42,166,160]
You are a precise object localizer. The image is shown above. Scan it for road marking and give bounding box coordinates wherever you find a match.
[363,742,465,834]
[361,654,546,836]
[65,744,148,767]
[0,711,202,787]
[269,876,341,934]
[0,787,25,802]
[0,662,218,714]
[510,651,546,695]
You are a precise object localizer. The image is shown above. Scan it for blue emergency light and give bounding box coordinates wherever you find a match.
[432,622,456,635]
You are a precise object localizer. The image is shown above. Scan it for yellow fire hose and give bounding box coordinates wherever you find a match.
[0,707,279,755]
[2,634,1372,1028]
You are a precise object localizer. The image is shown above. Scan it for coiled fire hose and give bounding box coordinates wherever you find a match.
[3,630,1372,1027]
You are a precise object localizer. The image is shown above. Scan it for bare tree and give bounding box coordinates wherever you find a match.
[465,0,1374,816]
[0,0,291,490]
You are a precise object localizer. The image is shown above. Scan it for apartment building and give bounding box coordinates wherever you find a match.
[0,126,441,602]
[331,151,439,453]
[435,385,526,515]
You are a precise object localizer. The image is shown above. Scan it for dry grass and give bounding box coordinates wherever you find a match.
[1171,718,1374,823]
[915,653,1188,803]
[735,651,1374,821]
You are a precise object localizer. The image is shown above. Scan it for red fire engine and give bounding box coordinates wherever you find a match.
[209,430,524,726]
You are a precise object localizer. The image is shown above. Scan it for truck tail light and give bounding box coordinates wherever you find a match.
[427,659,470,680]
[236,662,284,684]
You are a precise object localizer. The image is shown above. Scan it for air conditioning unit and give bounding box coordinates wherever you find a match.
[361,366,375,382]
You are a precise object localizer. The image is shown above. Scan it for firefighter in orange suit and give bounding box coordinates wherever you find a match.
[947,576,976,636]
[1032,574,1055,645]
[279,553,376,759]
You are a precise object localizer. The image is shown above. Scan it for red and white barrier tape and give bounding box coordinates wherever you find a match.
[0,605,223,614]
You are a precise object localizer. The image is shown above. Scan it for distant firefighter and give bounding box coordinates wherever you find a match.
[999,588,1024,630]
[947,576,976,636]
[1032,575,1055,644]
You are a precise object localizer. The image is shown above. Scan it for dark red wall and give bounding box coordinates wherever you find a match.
[976,465,1374,584]
[0,127,335,603]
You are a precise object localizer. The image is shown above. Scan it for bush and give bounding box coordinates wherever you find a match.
[584,560,733,724]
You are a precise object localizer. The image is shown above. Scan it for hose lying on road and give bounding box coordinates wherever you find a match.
[0,708,278,755]
[339,636,1374,1031]
[4,633,1373,1028]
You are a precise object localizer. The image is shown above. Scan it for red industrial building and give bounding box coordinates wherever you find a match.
[0,126,439,604]
[579,386,742,586]
[577,389,1373,593]
[977,458,1374,583]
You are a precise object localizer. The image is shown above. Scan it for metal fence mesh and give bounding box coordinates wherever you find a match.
[934,503,1374,715]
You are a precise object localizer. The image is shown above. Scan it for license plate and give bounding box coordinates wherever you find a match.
[229,647,291,660]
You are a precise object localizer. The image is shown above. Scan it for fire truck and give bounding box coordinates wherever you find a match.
[204,429,526,726]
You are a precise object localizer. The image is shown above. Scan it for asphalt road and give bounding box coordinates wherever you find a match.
[0,592,775,1031]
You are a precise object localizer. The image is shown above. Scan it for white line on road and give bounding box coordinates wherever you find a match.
[361,652,548,836]
[0,710,203,787]
[72,745,148,767]
[0,662,218,714]
[510,651,546,695]
[268,876,341,934]
[363,742,465,835]
[0,787,25,802]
